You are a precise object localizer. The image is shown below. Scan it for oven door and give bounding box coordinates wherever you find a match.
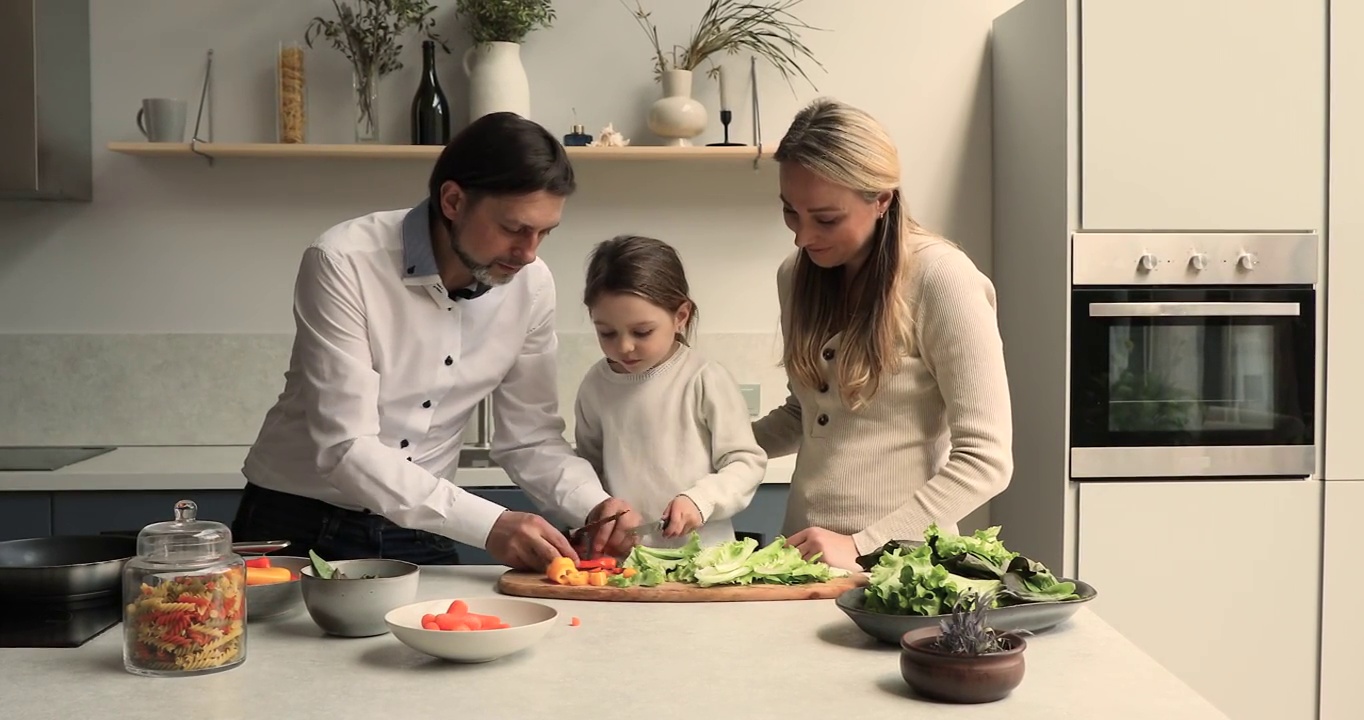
[1070,286,1315,479]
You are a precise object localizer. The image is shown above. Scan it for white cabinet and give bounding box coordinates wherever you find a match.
[1077,480,1321,720]
[1325,0,1364,480]
[1079,0,1326,231]
[1321,481,1364,720]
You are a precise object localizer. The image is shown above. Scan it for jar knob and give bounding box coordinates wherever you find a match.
[173,499,198,523]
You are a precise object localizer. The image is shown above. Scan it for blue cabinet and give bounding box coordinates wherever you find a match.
[0,493,52,540]
[51,491,243,536]
[1,485,792,563]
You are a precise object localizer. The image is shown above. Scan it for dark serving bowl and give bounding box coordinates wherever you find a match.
[834,580,1097,645]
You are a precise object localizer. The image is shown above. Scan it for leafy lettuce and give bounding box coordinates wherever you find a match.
[858,524,1079,616]
[613,533,849,588]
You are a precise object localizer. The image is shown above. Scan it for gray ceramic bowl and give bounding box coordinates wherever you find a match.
[299,559,420,637]
[835,580,1097,645]
[245,555,310,621]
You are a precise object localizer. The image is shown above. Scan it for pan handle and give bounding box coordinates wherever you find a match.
[101,532,290,555]
[231,540,291,555]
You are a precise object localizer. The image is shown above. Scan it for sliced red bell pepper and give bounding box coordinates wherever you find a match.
[244,557,272,569]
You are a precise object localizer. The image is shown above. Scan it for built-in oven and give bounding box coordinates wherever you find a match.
[1069,232,1318,479]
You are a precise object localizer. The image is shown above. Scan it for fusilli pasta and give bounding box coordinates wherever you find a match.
[124,567,245,674]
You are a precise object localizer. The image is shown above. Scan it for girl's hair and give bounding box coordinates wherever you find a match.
[774,97,933,412]
[583,235,698,340]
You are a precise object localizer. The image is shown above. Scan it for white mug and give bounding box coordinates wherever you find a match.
[136,98,186,143]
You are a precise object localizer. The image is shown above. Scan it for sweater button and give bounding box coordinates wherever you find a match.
[817,413,829,426]
[400,439,410,448]
[819,382,829,393]
[422,400,432,408]
[822,348,835,361]
[444,356,453,366]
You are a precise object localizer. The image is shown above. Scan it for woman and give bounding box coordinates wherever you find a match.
[752,98,1013,572]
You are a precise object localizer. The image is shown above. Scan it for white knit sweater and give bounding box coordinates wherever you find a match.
[574,344,768,548]
[752,239,1014,554]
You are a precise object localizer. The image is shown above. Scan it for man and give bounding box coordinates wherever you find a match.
[231,113,640,570]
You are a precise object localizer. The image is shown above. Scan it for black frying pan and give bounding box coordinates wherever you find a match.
[0,535,136,602]
[0,536,293,603]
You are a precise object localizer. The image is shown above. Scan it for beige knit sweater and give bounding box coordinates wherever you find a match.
[752,239,1014,554]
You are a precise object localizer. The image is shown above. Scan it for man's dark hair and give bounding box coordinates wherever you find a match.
[427,112,576,208]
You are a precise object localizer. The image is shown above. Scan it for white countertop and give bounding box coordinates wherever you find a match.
[0,566,1226,720]
[0,446,796,492]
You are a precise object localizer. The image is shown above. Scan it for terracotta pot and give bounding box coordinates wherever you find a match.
[898,629,1027,704]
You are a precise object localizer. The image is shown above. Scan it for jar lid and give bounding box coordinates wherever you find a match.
[136,499,235,563]
[572,123,585,134]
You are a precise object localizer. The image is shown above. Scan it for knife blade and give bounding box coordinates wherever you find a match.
[628,517,669,538]
[569,510,627,538]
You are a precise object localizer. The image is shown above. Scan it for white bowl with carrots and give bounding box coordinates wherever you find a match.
[384,597,559,663]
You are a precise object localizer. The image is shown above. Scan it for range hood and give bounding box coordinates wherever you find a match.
[0,0,91,202]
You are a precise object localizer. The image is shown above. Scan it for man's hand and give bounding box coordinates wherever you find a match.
[485,511,578,570]
[787,526,862,572]
[585,497,640,558]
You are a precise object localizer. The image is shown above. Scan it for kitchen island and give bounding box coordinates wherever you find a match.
[1,566,1226,719]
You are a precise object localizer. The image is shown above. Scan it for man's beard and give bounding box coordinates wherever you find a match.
[446,218,513,287]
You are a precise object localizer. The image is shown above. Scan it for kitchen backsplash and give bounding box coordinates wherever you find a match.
[0,332,787,447]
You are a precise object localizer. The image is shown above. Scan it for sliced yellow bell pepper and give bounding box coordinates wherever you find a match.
[587,569,608,586]
[566,570,589,586]
[546,557,576,585]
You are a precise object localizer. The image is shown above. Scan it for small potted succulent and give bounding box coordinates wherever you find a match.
[898,590,1027,704]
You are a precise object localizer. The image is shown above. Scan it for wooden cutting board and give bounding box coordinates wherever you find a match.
[495,570,866,603]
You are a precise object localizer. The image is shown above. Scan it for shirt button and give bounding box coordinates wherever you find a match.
[400,439,410,448]
[822,348,835,361]
[422,400,432,408]
[819,382,829,393]
[406,265,416,275]
[444,356,453,366]
[817,413,829,426]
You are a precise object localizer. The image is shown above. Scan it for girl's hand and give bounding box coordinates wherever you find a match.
[788,527,861,572]
[662,495,703,537]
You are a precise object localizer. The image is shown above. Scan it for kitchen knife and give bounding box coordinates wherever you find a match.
[628,517,669,538]
[568,510,628,558]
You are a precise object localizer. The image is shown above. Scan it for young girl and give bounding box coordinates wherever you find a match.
[573,235,768,549]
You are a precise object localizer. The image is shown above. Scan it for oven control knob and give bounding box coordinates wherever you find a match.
[1189,252,1209,271]
[1138,253,1158,272]
[1237,252,1260,271]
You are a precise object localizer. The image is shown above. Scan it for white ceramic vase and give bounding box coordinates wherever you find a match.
[463,41,530,121]
[647,69,707,146]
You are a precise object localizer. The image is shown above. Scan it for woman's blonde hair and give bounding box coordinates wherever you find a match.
[775,98,927,411]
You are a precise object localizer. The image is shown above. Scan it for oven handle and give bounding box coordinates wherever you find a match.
[1088,302,1301,317]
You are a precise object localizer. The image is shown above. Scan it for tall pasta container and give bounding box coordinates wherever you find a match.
[122,500,247,677]
[277,41,307,143]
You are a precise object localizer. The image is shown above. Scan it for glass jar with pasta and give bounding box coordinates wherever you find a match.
[122,499,247,677]
[276,40,307,143]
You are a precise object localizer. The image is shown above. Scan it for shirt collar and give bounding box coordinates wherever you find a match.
[400,198,492,301]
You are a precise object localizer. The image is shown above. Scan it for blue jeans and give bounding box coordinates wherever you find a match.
[231,483,462,565]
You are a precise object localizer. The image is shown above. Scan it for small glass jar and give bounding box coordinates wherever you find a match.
[276,41,307,143]
[122,500,247,677]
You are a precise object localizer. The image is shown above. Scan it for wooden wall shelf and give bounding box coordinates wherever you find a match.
[106,142,765,166]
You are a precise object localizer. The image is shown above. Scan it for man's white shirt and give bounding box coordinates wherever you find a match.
[243,199,609,548]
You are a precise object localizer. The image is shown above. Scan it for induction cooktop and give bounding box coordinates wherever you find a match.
[0,446,115,471]
[0,596,121,648]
